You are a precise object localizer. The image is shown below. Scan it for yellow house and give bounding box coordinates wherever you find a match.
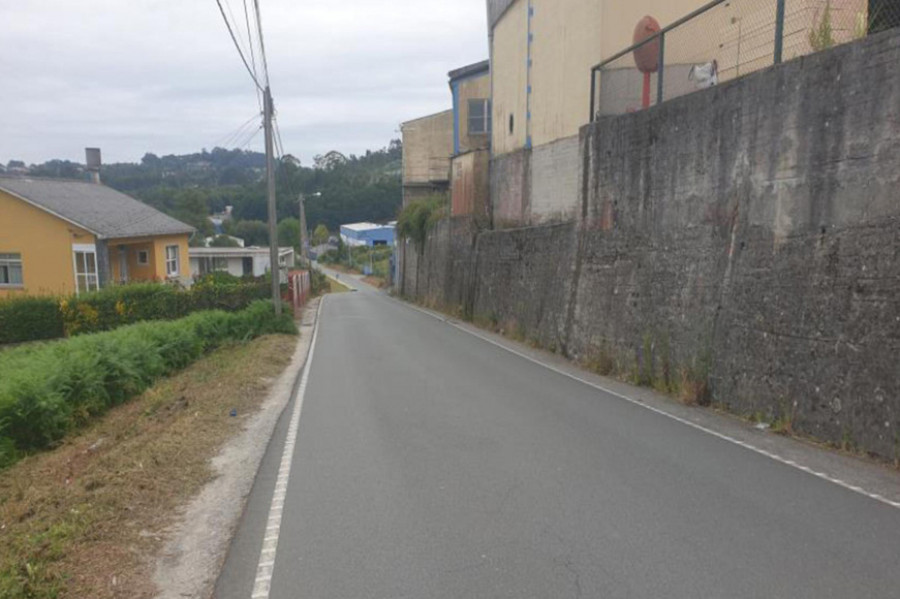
[0,177,194,297]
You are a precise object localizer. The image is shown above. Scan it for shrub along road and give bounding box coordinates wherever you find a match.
[219,281,900,598]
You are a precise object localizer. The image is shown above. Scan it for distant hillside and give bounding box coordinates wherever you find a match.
[8,140,403,235]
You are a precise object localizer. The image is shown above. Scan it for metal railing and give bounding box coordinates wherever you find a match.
[589,0,899,121]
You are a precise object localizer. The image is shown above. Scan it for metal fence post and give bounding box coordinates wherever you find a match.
[774,0,786,64]
[589,68,597,123]
[657,32,665,105]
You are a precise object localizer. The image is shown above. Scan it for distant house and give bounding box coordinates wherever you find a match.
[0,175,194,297]
[188,246,295,282]
[340,222,396,247]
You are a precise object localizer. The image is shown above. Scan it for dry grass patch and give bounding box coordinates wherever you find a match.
[0,334,297,599]
[361,276,387,289]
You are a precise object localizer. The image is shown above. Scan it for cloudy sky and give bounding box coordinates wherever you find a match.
[0,0,488,166]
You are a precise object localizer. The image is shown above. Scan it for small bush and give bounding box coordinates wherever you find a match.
[0,296,64,344]
[396,195,447,250]
[0,301,296,467]
[310,269,329,296]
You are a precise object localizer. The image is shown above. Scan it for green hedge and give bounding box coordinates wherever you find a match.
[0,296,64,345]
[60,278,271,336]
[0,277,272,344]
[0,300,296,469]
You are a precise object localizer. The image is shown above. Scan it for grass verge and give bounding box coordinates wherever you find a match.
[0,334,297,598]
[327,278,352,293]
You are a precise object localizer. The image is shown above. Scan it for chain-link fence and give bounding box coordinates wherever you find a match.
[590,0,900,120]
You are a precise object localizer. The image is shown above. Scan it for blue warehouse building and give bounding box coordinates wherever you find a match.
[339,222,396,247]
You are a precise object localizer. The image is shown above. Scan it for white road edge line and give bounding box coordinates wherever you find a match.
[397,299,900,511]
[250,297,325,598]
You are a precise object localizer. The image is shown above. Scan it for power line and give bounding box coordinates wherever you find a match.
[242,0,263,111]
[212,112,262,149]
[223,0,251,61]
[215,0,264,91]
[237,124,263,151]
[252,0,271,86]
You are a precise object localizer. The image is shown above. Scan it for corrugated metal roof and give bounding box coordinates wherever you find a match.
[0,177,195,239]
[341,222,395,232]
[448,60,490,82]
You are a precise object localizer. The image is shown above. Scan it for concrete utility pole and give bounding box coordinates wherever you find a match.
[298,193,309,267]
[263,86,282,315]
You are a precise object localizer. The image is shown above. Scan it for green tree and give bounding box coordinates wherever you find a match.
[311,224,330,246]
[277,218,301,248]
[229,220,270,246]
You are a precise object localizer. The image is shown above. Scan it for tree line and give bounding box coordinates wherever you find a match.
[9,141,402,245]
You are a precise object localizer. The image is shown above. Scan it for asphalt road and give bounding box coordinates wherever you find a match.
[217,282,900,598]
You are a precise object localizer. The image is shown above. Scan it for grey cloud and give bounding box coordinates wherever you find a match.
[0,0,487,165]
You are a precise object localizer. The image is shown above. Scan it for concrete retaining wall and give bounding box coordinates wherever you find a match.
[400,30,900,459]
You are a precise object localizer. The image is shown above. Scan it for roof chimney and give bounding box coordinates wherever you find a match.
[85,148,101,184]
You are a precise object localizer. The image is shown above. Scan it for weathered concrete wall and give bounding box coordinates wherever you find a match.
[402,30,900,458]
[490,149,529,227]
[472,223,577,349]
[529,135,581,223]
[490,135,581,227]
[574,29,900,456]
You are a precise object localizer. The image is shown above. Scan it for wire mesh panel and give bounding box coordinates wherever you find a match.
[591,0,896,119]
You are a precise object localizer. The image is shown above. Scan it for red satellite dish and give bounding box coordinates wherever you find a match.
[633,16,661,73]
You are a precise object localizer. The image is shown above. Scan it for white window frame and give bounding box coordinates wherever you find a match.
[468,98,491,135]
[137,250,149,265]
[165,245,180,278]
[72,244,100,295]
[0,252,24,288]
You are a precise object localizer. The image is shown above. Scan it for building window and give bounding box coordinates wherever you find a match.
[137,250,149,265]
[165,245,180,277]
[468,99,491,134]
[73,245,99,295]
[0,253,23,286]
[198,256,229,275]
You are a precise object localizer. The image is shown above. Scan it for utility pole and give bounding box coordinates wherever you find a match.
[263,85,281,315]
[298,193,309,267]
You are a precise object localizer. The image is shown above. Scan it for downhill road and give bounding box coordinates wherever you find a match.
[217,281,900,598]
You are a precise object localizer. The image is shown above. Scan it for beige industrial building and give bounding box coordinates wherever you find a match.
[400,110,454,206]
[488,0,706,155]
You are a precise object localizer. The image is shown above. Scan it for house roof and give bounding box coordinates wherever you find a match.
[188,246,294,258]
[448,60,490,83]
[340,222,395,233]
[0,177,195,240]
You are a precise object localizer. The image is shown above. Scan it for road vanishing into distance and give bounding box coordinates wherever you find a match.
[217,279,900,598]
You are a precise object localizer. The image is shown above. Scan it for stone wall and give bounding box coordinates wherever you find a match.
[400,30,900,458]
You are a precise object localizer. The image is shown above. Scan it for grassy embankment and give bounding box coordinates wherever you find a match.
[0,302,298,598]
